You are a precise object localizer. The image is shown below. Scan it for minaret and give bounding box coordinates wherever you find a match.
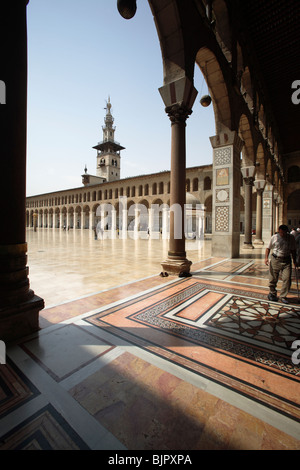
[93,97,125,182]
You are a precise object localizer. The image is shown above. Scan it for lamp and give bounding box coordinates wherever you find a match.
[254,179,266,191]
[117,0,137,19]
[199,62,212,107]
[200,95,212,107]
[241,166,256,179]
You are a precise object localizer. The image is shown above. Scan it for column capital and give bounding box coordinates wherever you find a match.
[243,176,255,186]
[241,166,256,185]
[254,179,266,191]
[165,103,193,123]
[210,131,244,151]
[159,76,198,120]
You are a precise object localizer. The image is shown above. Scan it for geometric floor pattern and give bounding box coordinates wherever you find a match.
[1,251,300,450]
[0,404,90,450]
[85,276,300,422]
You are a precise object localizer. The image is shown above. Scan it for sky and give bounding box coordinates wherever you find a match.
[26,0,216,197]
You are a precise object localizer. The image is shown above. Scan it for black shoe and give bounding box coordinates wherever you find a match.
[179,271,192,278]
[268,293,278,302]
[160,272,169,277]
[279,297,289,304]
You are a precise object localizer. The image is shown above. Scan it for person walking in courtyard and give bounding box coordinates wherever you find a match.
[265,224,297,304]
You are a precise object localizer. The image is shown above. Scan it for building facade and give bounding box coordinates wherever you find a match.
[26,99,300,241]
[2,0,300,342]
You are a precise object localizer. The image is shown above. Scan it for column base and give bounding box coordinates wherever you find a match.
[212,233,240,258]
[0,294,44,344]
[254,239,264,245]
[161,256,192,276]
[243,242,254,249]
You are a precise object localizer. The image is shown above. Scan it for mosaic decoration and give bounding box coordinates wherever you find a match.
[0,404,90,450]
[207,296,300,350]
[216,188,230,203]
[86,276,300,420]
[0,359,40,418]
[216,167,229,186]
[214,147,232,166]
[215,206,229,232]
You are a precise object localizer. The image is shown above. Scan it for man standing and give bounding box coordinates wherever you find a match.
[265,225,297,304]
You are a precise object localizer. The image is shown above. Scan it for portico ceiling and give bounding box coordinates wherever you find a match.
[237,0,300,157]
[147,0,300,159]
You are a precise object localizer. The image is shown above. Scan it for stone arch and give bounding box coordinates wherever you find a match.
[75,206,81,229]
[258,103,266,137]
[68,206,74,229]
[148,1,186,83]
[61,207,67,228]
[255,143,265,179]
[196,47,231,132]
[152,198,164,206]
[48,208,54,228]
[211,0,232,62]
[54,207,60,228]
[139,199,150,209]
[83,205,90,229]
[44,209,49,228]
[238,114,255,167]
[266,158,273,184]
[240,67,254,112]
[38,209,43,228]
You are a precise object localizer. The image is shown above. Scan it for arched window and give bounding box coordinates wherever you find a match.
[288,166,300,183]
[204,176,211,190]
[192,178,199,191]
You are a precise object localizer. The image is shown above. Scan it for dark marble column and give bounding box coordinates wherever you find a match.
[159,78,197,275]
[241,166,256,249]
[0,1,44,342]
[254,180,265,245]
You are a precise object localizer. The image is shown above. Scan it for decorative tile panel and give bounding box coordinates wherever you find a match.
[215,206,230,232]
[216,188,230,203]
[214,147,232,166]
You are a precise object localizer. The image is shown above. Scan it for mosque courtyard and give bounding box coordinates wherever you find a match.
[0,229,299,450]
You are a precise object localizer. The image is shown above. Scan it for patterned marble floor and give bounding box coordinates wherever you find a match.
[1,231,300,451]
